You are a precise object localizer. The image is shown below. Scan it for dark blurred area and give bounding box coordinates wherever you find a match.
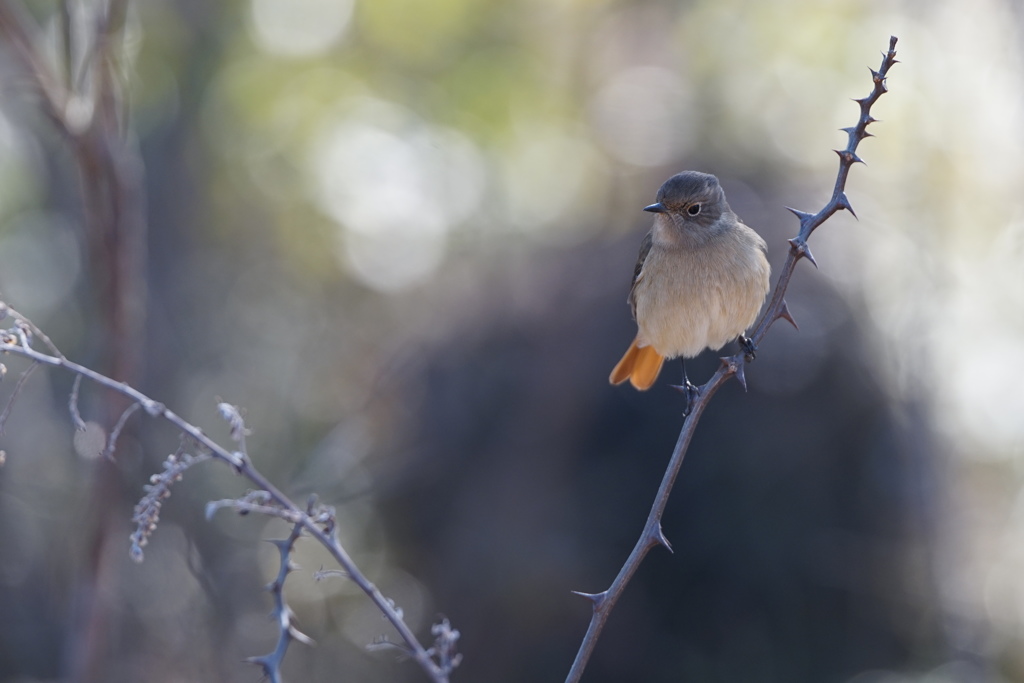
[1,0,1021,682]
[368,234,945,683]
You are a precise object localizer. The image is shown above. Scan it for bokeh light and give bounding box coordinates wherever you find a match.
[498,122,609,236]
[311,97,486,290]
[589,65,694,167]
[249,0,354,58]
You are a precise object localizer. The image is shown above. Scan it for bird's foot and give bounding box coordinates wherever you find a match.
[739,335,757,362]
[669,380,701,418]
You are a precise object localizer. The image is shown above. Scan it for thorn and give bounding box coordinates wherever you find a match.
[649,523,673,552]
[834,149,864,165]
[785,206,814,222]
[734,360,748,392]
[571,590,607,609]
[245,655,272,672]
[839,126,858,139]
[268,539,291,556]
[863,115,879,126]
[669,381,700,418]
[869,67,883,83]
[777,300,799,331]
[288,625,316,646]
[787,238,818,268]
[803,244,817,268]
[718,355,747,391]
[836,192,858,219]
[784,206,816,232]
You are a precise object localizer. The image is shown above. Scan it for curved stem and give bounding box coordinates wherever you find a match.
[566,36,899,683]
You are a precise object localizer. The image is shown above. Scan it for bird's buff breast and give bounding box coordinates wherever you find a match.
[634,242,768,359]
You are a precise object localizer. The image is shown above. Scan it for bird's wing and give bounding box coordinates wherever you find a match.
[627,231,653,320]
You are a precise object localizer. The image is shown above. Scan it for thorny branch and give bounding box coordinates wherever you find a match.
[0,311,459,683]
[565,36,900,682]
[249,520,315,683]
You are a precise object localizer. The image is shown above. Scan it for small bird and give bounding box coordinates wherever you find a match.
[609,171,771,392]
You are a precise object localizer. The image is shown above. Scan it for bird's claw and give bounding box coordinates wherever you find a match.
[739,335,757,362]
[669,381,700,417]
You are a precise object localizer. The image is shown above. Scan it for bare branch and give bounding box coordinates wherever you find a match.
[101,401,140,461]
[0,307,455,683]
[205,497,303,525]
[69,374,87,431]
[565,36,900,682]
[4,304,67,360]
[245,523,313,683]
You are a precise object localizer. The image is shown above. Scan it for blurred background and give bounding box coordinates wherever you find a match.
[0,0,1022,681]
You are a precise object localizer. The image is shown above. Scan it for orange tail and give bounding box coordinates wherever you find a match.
[609,339,665,391]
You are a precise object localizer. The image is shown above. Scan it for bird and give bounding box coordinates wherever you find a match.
[609,171,771,394]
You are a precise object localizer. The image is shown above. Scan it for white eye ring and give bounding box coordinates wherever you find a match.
[687,203,701,216]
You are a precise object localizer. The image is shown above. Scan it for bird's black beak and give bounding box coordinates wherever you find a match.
[643,202,666,214]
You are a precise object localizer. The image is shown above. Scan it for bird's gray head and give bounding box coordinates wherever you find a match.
[644,171,730,232]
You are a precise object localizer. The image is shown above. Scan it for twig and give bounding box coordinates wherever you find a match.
[205,496,305,525]
[0,309,456,683]
[4,303,66,359]
[0,360,39,435]
[565,36,899,682]
[100,401,140,461]
[69,374,87,431]
[246,521,314,683]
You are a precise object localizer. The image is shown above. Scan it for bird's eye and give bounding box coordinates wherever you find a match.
[687,203,701,216]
